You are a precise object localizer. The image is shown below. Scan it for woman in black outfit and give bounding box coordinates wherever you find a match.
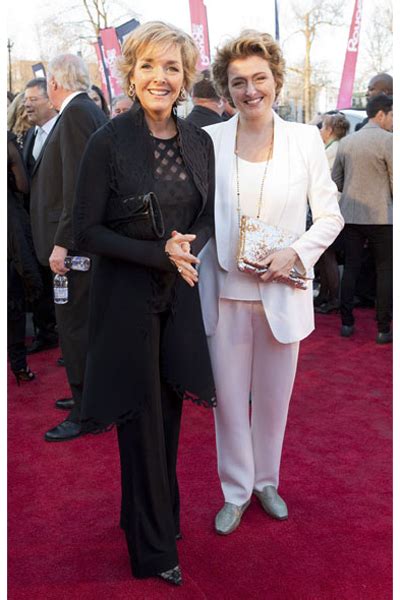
[89,84,111,118]
[7,131,42,383]
[73,22,215,586]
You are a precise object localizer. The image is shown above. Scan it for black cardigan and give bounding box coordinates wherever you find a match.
[73,104,216,430]
[74,102,215,269]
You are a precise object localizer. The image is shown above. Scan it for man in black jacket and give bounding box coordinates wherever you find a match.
[30,54,107,441]
[355,73,393,131]
[23,78,59,355]
[186,70,224,128]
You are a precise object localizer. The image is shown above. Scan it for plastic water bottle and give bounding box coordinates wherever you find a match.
[64,256,91,271]
[54,274,68,304]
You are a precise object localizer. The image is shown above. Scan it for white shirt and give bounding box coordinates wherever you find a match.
[38,114,58,136]
[32,114,59,160]
[59,91,86,114]
[221,157,273,301]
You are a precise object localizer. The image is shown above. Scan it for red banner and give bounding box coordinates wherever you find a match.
[189,0,211,70]
[99,28,123,99]
[337,0,363,109]
[93,41,110,102]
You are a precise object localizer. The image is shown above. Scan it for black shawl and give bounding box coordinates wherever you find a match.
[73,104,216,431]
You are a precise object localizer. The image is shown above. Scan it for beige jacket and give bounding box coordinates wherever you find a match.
[332,122,393,225]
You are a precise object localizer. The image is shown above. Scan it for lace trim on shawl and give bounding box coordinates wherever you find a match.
[81,384,216,434]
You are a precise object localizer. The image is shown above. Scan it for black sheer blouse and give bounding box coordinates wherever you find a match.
[151,134,202,312]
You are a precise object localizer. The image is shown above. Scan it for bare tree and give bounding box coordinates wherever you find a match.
[362,4,393,74]
[34,1,137,63]
[80,0,139,39]
[82,0,109,37]
[285,0,344,122]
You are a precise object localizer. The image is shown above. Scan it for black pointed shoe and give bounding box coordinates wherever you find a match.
[44,419,82,441]
[13,366,35,386]
[55,398,75,410]
[158,565,183,586]
[340,324,354,338]
[376,331,392,344]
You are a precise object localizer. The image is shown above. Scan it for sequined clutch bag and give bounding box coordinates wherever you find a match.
[237,215,312,290]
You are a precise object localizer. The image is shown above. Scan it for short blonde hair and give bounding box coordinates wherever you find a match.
[48,54,90,92]
[118,21,199,102]
[212,30,285,103]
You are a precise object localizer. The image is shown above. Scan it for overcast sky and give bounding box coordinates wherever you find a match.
[7,0,390,88]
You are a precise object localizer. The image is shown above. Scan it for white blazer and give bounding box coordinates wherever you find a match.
[198,111,344,344]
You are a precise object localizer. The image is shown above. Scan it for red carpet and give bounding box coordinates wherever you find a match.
[8,309,392,599]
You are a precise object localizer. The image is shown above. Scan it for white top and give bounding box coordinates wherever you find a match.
[221,156,272,301]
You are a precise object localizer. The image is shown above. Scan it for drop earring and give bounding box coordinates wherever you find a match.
[178,87,187,102]
[128,82,136,98]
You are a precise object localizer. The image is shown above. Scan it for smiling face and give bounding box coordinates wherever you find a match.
[24,85,55,126]
[131,44,184,120]
[227,55,276,121]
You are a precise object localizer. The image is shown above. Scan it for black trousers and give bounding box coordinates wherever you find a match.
[340,224,392,331]
[7,261,27,373]
[117,312,183,579]
[54,269,90,422]
[315,247,340,303]
[31,265,58,342]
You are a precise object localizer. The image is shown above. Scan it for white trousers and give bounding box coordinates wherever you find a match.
[208,300,300,505]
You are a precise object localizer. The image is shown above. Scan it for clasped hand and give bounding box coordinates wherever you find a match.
[165,230,200,287]
[256,247,299,283]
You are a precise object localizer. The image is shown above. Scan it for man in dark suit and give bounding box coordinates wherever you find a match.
[23,78,59,355]
[186,70,224,128]
[355,73,393,131]
[30,54,107,441]
[332,94,393,344]
[352,73,393,310]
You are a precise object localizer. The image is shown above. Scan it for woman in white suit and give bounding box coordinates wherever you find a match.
[198,31,344,535]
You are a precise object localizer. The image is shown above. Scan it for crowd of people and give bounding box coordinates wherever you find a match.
[7,20,392,587]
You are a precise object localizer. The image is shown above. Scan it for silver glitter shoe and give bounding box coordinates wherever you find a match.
[254,486,288,520]
[215,500,250,535]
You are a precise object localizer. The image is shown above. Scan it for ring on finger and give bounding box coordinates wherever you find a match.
[177,267,183,273]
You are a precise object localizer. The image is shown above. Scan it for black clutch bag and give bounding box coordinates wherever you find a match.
[105,192,165,240]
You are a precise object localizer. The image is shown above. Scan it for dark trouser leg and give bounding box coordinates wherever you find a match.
[117,313,179,579]
[161,381,183,535]
[340,224,366,326]
[119,383,183,535]
[54,269,90,422]
[355,246,376,306]
[323,247,340,302]
[32,265,58,342]
[368,225,393,332]
[8,261,27,373]
[317,246,340,303]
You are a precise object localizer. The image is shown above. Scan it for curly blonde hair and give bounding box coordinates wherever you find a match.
[212,30,285,104]
[7,92,31,137]
[118,21,199,102]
